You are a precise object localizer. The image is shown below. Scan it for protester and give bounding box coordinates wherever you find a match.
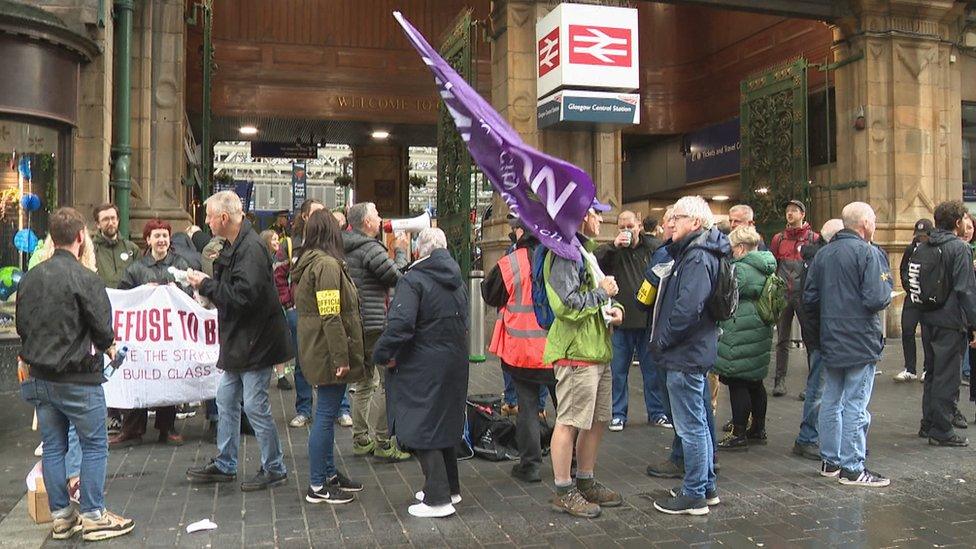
[373,228,469,518]
[643,217,664,249]
[343,202,411,462]
[269,210,290,239]
[805,202,892,486]
[792,219,843,461]
[483,216,553,483]
[185,191,293,491]
[727,204,767,251]
[92,203,141,436]
[770,200,820,396]
[333,209,348,231]
[650,196,728,515]
[110,219,192,448]
[18,207,135,541]
[292,210,366,505]
[595,210,669,431]
[714,225,775,451]
[545,199,624,519]
[170,227,203,271]
[915,200,976,446]
[895,219,933,382]
[960,213,974,388]
[261,229,294,391]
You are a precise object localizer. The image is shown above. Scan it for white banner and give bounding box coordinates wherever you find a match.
[103,285,222,409]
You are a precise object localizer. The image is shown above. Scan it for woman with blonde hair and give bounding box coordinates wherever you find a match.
[713,225,777,450]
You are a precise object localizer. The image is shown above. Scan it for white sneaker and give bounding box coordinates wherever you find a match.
[920,371,926,382]
[408,502,456,518]
[609,418,625,432]
[338,414,352,427]
[893,370,917,383]
[415,491,461,504]
[289,415,311,428]
[34,442,43,457]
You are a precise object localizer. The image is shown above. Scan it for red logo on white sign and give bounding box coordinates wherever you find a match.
[538,27,560,77]
[568,25,632,67]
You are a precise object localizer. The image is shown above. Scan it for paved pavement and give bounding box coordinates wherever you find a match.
[2,342,975,548]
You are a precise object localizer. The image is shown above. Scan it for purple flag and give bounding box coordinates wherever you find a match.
[393,11,595,261]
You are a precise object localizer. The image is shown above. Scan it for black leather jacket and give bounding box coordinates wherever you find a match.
[17,249,115,384]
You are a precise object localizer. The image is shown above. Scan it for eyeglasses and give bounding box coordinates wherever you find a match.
[671,214,691,221]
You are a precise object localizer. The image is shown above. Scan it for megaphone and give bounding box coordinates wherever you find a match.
[383,211,431,234]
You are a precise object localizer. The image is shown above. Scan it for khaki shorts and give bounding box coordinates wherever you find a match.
[554,363,612,430]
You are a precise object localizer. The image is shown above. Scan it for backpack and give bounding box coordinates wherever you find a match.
[530,245,556,330]
[466,395,519,461]
[905,241,949,311]
[756,274,788,325]
[706,254,739,321]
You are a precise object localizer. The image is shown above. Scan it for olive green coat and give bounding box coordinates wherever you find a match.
[92,232,141,289]
[292,249,366,386]
[714,251,777,381]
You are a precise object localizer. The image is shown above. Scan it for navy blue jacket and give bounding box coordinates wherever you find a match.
[803,230,892,369]
[650,227,731,374]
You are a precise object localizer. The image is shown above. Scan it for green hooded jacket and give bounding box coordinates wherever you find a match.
[714,250,777,381]
[92,232,141,289]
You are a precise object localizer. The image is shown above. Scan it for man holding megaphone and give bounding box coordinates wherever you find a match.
[342,202,412,463]
[382,211,432,234]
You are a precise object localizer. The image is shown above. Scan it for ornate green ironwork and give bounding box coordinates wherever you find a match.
[437,9,474,275]
[740,59,809,234]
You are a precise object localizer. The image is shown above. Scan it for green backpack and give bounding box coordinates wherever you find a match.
[756,274,787,326]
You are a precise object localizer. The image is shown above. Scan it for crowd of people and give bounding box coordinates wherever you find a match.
[14,188,976,541]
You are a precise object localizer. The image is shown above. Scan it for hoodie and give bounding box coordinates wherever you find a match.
[920,229,976,332]
[650,227,731,374]
[371,248,469,449]
[341,230,408,333]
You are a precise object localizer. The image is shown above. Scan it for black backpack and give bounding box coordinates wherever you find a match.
[706,254,739,321]
[905,241,949,311]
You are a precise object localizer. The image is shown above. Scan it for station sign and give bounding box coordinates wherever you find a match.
[251,141,318,159]
[537,90,640,130]
[536,3,639,100]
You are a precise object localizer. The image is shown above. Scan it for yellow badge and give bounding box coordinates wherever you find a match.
[636,280,655,306]
[316,290,341,316]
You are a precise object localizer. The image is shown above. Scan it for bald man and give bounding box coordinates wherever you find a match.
[595,211,670,432]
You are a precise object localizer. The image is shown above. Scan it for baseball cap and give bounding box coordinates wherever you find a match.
[590,198,612,213]
[914,218,934,235]
[785,199,806,213]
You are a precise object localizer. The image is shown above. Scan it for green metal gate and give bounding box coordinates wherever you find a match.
[740,59,810,233]
[437,9,475,274]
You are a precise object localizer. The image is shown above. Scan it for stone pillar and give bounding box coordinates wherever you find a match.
[73,13,113,218]
[484,0,624,273]
[128,0,190,237]
[832,0,965,335]
[351,144,408,218]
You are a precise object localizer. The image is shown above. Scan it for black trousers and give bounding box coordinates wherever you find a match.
[416,447,459,506]
[120,406,177,438]
[921,323,965,440]
[902,306,921,374]
[725,378,766,432]
[512,377,557,472]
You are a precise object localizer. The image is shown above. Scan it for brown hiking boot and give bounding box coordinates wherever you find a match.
[577,478,622,507]
[81,510,135,541]
[551,487,601,518]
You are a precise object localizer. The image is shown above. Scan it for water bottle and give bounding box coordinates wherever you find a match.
[104,346,128,378]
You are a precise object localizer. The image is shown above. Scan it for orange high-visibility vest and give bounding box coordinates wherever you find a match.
[488,247,548,368]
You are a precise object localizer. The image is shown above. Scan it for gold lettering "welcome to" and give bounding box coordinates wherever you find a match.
[335,96,436,112]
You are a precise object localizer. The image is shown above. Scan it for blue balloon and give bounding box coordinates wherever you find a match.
[20,193,40,212]
[13,229,38,253]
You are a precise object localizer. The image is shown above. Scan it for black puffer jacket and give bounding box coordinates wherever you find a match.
[341,230,408,333]
[199,219,294,372]
[118,251,193,295]
[17,250,115,385]
[595,233,659,330]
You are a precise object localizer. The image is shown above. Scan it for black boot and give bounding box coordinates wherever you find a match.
[718,425,748,451]
[746,427,768,445]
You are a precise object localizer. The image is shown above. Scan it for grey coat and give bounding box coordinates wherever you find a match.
[341,230,408,333]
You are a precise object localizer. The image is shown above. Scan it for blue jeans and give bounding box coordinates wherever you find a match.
[287,308,314,417]
[610,328,666,422]
[66,424,81,479]
[964,347,971,378]
[796,349,825,445]
[21,379,107,516]
[661,368,715,465]
[502,370,547,409]
[818,363,875,473]
[215,368,286,475]
[666,370,716,499]
[309,384,346,485]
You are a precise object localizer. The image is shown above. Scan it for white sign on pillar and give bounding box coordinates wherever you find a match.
[536,3,640,100]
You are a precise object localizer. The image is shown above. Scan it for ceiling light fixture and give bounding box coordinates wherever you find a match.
[711,195,730,202]
[371,130,390,140]
[239,126,258,135]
